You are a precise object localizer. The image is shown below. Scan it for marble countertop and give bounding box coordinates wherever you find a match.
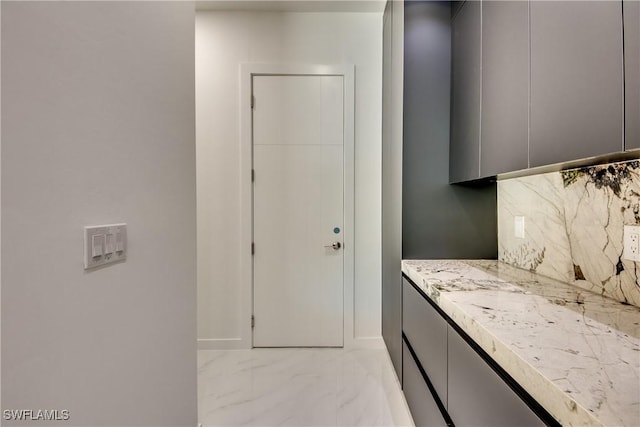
[402,259,640,427]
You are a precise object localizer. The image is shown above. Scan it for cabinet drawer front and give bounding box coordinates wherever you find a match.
[403,340,449,427]
[402,278,448,405]
[447,328,544,427]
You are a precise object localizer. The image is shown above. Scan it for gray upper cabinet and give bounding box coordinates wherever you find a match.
[450,0,481,183]
[481,1,529,176]
[530,1,624,167]
[451,0,630,182]
[624,0,640,150]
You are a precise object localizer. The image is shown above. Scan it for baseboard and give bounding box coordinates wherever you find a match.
[197,338,249,350]
[198,337,384,350]
[347,336,386,349]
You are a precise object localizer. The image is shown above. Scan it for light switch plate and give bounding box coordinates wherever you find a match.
[84,223,127,269]
[623,225,640,262]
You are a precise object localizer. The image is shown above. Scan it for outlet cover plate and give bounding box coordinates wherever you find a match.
[623,225,640,262]
[514,216,525,239]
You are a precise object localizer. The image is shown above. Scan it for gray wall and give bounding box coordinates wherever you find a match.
[1,2,197,425]
[403,1,496,259]
[382,0,405,379]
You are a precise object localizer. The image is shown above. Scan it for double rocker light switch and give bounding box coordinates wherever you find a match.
[84,223,127,269]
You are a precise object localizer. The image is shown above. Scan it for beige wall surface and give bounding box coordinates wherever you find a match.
[1,2,197,425]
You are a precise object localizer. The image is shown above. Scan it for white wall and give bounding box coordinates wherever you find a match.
[1,0,3,407]
[2,2,197,425]
[196,11,383,347]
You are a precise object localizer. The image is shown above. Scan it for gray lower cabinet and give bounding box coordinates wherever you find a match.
[450,0,481,183]
[403,340,449,427]
[625,0,640,150]
[402,278,448,405]
[529,0,624,167]
[401,275,549,427]
[448,329,544,427]
[480,0,529,176]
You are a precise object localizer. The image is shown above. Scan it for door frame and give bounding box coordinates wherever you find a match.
[240,63,355,348]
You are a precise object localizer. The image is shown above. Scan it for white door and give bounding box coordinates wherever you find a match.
[252,75,344,347]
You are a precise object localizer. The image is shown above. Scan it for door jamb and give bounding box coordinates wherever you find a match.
[239,63,355,348]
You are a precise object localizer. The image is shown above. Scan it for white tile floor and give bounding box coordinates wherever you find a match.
[198,348,414,427]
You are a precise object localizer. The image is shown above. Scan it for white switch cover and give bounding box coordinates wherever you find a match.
[514,216,525,239]
[623,225,640,262]
[104,233,115,255]
[84,223,127,269]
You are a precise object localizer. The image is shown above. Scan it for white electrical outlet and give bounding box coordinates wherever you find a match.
[514,216,525,239]
[623,225,640,262]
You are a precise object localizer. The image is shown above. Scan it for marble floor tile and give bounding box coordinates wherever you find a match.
[198,348,414,427]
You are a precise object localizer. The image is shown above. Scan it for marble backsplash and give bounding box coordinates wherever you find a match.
[498,159,640,308]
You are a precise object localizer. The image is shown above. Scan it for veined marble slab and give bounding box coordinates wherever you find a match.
[402,259,640,427]
[497,159,640,308]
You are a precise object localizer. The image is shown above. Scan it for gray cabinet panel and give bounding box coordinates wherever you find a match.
[382,0,403,379]
[450,0,481,182]
[481,1,529,176]
[530,1,623,167]
[625,0,640,150]
[402,278,448,406]
[448,328,543,427]
[402,341,448,427]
